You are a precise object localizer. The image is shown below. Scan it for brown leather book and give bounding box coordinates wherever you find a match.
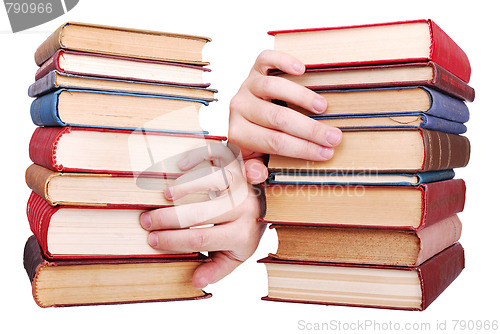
[268,128,470,173]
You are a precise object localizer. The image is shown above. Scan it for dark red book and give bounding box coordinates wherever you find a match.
[24,235,211,308]
[28,126,226,176]
[271,61,475,102]
[35,49,211,87]
[269,19,471,83]
[258,242,465,311]
[26,191,196,259]
[263,179,466,230]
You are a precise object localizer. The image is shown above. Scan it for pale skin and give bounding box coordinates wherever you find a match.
[140,50,342,289]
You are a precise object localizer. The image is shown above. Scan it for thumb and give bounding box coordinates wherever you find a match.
[192,252,243,289]
[244,158,269,184]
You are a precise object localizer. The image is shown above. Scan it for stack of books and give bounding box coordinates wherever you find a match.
[23,22,224,307]
[259,19,473,311]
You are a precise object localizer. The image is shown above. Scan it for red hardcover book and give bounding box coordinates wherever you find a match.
[26,191,195,259]
[269,19,471,83]
[24,235,211,308]
[271,61,475,102]
[258,242,465,311]
[263,179,466,230]
[35,50,211,87]
[28,126,226,176]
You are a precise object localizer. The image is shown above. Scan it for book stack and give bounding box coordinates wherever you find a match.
[23,22,224,307]
[258,19,473,311]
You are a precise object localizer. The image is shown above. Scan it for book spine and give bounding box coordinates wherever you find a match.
[420,115,467,135]
[430,63,475,102]
[428,20,471,83]
[23,235,45,284]
[415,170,455,184]
[415,214,462,265]
[420,130,471,171]
[424,87,470,123]
[29,126,70,171]
[26,192,60,256]
[28,71,57,97]
[30,91,65,126]
[35,51,61,81]
[420,179,466,229]
[25,164,58,205]
[418,243,465,310]
[34,24,64,66]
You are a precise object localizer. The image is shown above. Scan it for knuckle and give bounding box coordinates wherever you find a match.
[189,229,207,250]
[267,132,286,155]
[256,50,273,65]
[268,106,288,130]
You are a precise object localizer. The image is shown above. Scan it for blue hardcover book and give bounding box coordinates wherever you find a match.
[306,86,469,134]
[268,170,455,186]
[28,70,218,102]
[310,113,467,134]
[30,89,210,134]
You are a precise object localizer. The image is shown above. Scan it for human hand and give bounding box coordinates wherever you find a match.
[139,143,265,289]
[228,50,343,184]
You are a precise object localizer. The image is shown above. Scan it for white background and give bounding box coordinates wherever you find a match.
[0,1,498,333]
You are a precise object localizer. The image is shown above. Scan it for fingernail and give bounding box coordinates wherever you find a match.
[319,147,334,160]
[178,157,190,170]
[140,212,152,230]
[326,129,342,146]
[148,232,158,248]
[164,186,174,200]
[313,97,327,113]
[292,61,305,74]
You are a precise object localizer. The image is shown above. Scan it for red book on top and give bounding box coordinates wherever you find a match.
[26,191,196,259]
[269,19,471,83]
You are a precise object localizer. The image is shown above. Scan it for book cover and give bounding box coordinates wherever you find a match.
[35,50,211,87]
[34,22,211,66]
[310,86,470,123]
[27,70,217,101]
[263,178,466,230]
[268,214,462,266]
[24,235,211,308]
[25,163,210,207]
[26,191,196,259]
[269,19,471,83]
[268,170,455,186]
[30,88,209,134]
[272,62,475,102]
[28,126,226,175]
[268,128,470,172]
[258,242,465,311]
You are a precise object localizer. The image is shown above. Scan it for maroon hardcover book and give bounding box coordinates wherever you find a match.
[258,243,464,311]
[271,61,474,102]
[35,50,211,87]
[23,235,212,308]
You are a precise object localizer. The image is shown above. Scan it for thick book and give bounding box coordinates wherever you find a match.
[34,22,211,66]
[30,89,209,134]
[268,128,470,173]
[35,50,210,87]
[29,126,225,175]
[258,242,465,311]
[269,214,462,266]
[25,164,210,207]
[269,19,471,83]
[28,70,217,102]
[26,192,193,259]
[24,235,211,308]
[273,61,475,102]
[263,178,466,229]
[268,170,455,186]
